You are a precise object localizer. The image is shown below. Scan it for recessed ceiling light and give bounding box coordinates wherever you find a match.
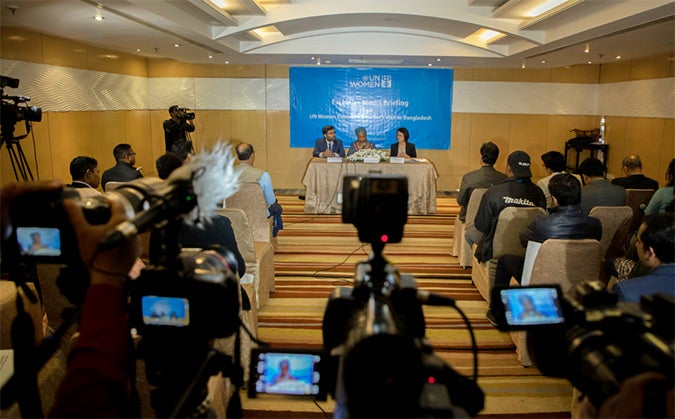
[584,43,590,53]
[93,15,104,21]
[136,48,141,52]
[615,55,622,60]
[428,63,433,67]
[225,61,229,64]
[540,60,546,64]
[587,61,592,64]
[521,62,526,69]
[310,56,316,60]
[208,55,213,59]
[173,43,181,48]
[436,58,441,62]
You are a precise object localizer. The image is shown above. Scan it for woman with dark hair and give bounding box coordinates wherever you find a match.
[389,127,417,158]
[644,158,675,215]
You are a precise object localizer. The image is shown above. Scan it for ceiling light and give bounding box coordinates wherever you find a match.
[436,58,441,62]
[584,43,590,53]
[540,60,546,64]
[310,56,315,60]
[615,55,622,60]
[136,48,141,52]
[209,0,228,8]
[251,25,282,39]
[428,63,433,67]
[208,55,213,59]
[173,43,180,47]
[521,62,526,69]
[587,61,592,64]
[526,0,568,17]
[93,15,104,21]
[471,28,505,43]
[225,61,229,64]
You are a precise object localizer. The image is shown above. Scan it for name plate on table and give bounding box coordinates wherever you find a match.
[389,157,405,164]
[363,157,381,164]
[327,157,343,163]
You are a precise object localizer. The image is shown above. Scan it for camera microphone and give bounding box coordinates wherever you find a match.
[97,142,240,251]
[416,290,456,307]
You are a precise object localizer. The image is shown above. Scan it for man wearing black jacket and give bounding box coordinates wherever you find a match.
[465,150,547,263]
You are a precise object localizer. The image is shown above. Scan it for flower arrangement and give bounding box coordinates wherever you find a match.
[346,148,390,162]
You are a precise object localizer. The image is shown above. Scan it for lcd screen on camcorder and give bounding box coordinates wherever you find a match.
[253,351,321,396]
[141,296,190,327]
[500,287,565,326]
[16,227,61,257]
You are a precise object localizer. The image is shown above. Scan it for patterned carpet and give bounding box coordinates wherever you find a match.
[240,194,573,418]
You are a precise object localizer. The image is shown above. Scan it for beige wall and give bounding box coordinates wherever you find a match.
[2,27,673,191]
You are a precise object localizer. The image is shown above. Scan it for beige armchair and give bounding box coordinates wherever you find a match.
[225,183,274,247]
[216,208,274,311]
[471,206,546,303]
[588,206,633,260]
[508,239,601,366]
[452,188,487,268]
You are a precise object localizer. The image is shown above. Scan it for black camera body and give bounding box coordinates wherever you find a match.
[323,175,484,417]
[493,282,674,409]
[1,75,42,143]
[178,107,195,121]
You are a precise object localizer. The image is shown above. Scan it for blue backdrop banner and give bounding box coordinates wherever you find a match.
[290,67,453,150]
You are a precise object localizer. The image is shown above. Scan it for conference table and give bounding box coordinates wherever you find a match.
[301,157,438,215]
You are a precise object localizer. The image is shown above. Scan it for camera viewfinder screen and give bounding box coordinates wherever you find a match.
[17,227,61,257]
[141,296,190,327]
[254,352,321,396]
[501,287,564,326]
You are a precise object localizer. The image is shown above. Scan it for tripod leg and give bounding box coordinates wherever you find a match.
[15,142,35,181]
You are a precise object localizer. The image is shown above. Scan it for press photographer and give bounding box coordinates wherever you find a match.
[163,104,196,157]
[322,174,484,418]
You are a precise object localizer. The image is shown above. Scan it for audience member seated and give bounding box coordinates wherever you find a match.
[465,150,546,262]
[487,173,602,326]
[456,141,506,222]
[67,156,101,199]
[313,125,345,158]
[235,143,283,236]
[611,213,675,303]
[645,158,675,216]
[101,143,143,190]
[576,158,626,214]
[389,127,417,158]
[536,150,567,209]
[611,154,659,190]
[347,127,375,156]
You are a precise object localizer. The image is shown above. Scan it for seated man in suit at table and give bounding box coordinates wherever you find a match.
[611,154,659,190]
[313,125,345,158]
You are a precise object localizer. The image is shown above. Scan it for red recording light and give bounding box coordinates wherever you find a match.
[381,234,389,243]
[427,376,435,384]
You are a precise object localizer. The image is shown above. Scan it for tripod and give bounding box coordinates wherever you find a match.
[1,118,36,182]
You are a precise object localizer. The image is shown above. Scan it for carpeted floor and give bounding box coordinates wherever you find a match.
[240,194,573,418]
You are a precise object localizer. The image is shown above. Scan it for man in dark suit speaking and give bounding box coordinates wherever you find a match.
[313,125,345,158]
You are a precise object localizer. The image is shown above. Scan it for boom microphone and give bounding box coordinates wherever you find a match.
[97,142,240,251]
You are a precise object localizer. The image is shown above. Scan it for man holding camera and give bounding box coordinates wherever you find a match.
[163,105,195,156]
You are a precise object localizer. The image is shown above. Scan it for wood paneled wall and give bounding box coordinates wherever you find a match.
[2,27,673,191]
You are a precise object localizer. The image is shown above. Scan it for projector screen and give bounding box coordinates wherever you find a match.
[290,67,453,150]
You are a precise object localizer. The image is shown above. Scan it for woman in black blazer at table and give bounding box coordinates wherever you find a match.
[389,127,417,158]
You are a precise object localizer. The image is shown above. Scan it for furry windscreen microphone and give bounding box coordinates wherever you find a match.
[97,141,240,250]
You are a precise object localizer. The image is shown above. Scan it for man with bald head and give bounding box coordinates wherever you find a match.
[236,143,283,236]
[612,154,659,190]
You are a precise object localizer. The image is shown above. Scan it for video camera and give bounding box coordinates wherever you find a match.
[177,107,195,121]
[0,75,42,143]
[3,157,245,417]
[321,174,484,418]
[491,282,674,410]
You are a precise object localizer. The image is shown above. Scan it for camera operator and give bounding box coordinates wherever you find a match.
[1,181,141,417]
[163,105,196,156]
